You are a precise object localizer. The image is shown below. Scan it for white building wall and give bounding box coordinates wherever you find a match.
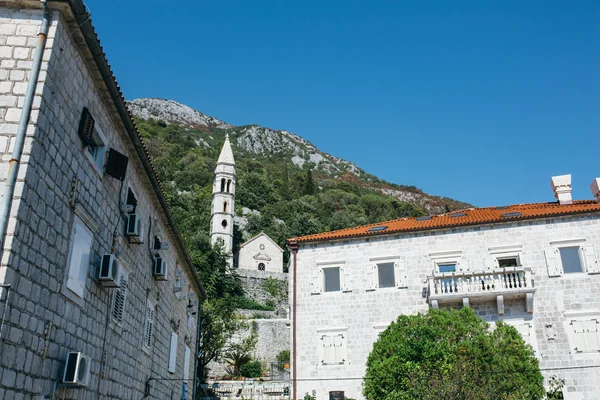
[0,6,199,399]
[293,213,600,400]
[238,235,283,273]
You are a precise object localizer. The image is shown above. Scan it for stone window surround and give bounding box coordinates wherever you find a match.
[429,250,467,273]
[311,260,348,295]
[61,205,99,308]
[563,310,600,355]
[367,255,408,291]
[546,238,599,277]
[487,244,523,268]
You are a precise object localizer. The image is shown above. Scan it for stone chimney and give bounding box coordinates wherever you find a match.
[591,178,600,202]
[551,174,573,205]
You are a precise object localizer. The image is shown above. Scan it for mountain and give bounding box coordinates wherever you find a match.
[129,98,470,218]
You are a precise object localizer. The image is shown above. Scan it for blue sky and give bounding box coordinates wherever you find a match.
[86,0,599,207]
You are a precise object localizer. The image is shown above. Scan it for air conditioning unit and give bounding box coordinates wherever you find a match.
[126,213,144,243]
[62,352,92,387]
[98,254,121,288]
[153,256,168,281]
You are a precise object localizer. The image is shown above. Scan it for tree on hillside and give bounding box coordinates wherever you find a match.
[364,308,546,400]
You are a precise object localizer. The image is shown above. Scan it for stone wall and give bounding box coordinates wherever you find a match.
[0,5,199,399]
[293,213,600,400]
[238,269,288,318]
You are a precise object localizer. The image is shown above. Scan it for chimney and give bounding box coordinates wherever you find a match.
[551,174,573,205]
[591,178,600,203]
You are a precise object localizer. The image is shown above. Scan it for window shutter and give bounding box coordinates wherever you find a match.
[168,331,178,373]
[310,265,322,294]
[584,320,600,351]
[366,265,378,290]
[340,266,351,292]
[322,335,334,364]
[458,259,470,272]
[112,271,128,325]
[515,323,532,346]
[77,107,95,146]
[66,220,93,298]
[333,334,345,364]
[394,260,407,288]
[544,248,563,277]
[583,244,599,274]
[483,257,494,271]
[144,300,155,348]
[572,320,587,352]
[184,346,191,380]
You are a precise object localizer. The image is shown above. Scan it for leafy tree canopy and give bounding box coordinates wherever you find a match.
[364,308,546,400]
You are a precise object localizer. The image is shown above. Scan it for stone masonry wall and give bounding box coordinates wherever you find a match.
[294,213,600,400]
[0,6,199,400]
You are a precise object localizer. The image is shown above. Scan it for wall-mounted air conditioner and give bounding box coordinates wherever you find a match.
[98,254,121,288]
[126,213,144,243]
[62,352,92,387]
[153,256,168,281]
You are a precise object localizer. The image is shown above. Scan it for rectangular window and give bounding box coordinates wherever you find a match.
[111,268,129,325]
[184,346,191,381]
[65,216,93,298]
[570,319,600,353]
[321,333,346,365]
[377,262,395,288]
[498,257,519,268]
[78,108,108,172]
[438,263,456,273]
[559,247,583,274]
[168,331,178,373]
[323,267,340,292]
[143,299,155,349]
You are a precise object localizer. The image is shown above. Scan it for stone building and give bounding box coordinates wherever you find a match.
[238,233,284,273]
[288,175,600,400]
[210,134,235,265]
[0,1,204,399]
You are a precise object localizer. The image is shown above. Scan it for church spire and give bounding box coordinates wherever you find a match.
[217,133,235,165]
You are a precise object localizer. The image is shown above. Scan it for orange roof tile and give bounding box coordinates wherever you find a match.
[287,200,600,244]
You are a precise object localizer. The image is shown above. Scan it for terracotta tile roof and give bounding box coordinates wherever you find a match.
[287,200,600,244]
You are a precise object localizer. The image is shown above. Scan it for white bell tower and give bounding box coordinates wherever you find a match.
[210,134,235,261]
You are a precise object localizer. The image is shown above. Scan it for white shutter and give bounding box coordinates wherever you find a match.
[184,346,191,380]
[111,270,128,325]
[340,266,351,292]
[168,331,178,373]
[583,244,599,274]
[394,260,407,288]
[310,265,322,294]
[483,257,494,271]
[584,320,599,351]
[322,335,334,364]
[367,265,378,290]
[333,334,345,364]
[515,323,532,346]
[458,259,470,272]
[66,219,93,298]
[544,247,563,277]
[144,300,155,348]
[572,320,587,352]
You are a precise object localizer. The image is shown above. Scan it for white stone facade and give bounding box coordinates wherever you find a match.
[291,212,600,400]
[238,233,284,273]
[0,3,201,399]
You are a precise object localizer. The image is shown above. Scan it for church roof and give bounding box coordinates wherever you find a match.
[240,232,284,252]
[217,134,235,165]
[287,200,600,244]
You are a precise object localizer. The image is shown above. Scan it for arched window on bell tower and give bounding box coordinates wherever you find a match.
[227,179,231,193]
[223,201,228,213]
[220,178,226,192]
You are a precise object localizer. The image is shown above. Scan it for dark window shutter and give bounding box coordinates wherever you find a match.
[105,148,129,181]
[78,107,95,146]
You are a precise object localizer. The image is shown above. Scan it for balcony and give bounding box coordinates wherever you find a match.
[427,267,536,314]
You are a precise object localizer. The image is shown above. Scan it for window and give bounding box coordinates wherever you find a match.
[498,257,519,268]
[184,346,191,381]
[438,263,456,273]
[323,267,340,292]
[545,241,599,277]
[223,201,228,213]
[486,244,523,270]
[366,257,408,290]
[221,219,228,228]
[377,262,395,288]
[65,216,93,298]
[226,179,231,192]
[319,331,347,365]
[559,247,583,274]
[78,107,107,171]
[126,188,137,213]
[564,311,600,353]
[143,299,155,350]
[168,331,178,373]
[258,262,265,271]
[111,268,129,325]
[220,178,226,192]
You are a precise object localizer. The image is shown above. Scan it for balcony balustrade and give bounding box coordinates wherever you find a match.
[428,267,536,314]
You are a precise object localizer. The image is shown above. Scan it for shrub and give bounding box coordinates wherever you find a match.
[239,360,262,378]
[276,349,290,363]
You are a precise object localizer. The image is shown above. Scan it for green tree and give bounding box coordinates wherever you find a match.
[364,308,545,400]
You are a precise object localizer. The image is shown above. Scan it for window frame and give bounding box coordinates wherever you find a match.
[545,239,599,277]
[563,311,600,354]
[429,250,469,274]
[83,120,108,176]
[367,255,408,291]
[311,260,349,294]
[485,244,523,270]
[323,266,341,293]
[64,215,94,299]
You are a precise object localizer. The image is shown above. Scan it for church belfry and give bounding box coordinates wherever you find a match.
[210,134,235,260]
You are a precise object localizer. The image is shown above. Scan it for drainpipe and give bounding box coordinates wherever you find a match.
[0,1,51,250]
[288,241,299,400]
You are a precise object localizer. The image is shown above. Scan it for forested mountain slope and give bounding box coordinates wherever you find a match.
[129,98,471,260]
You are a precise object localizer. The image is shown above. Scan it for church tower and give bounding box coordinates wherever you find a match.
[210,134,236,260]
